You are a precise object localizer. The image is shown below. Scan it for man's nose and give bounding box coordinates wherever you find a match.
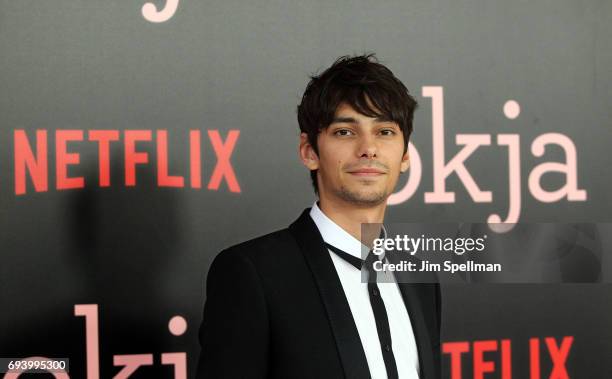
[357,135,377,159]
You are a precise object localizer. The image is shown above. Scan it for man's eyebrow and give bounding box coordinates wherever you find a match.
[330,116,358,124]
[330,115,395,124]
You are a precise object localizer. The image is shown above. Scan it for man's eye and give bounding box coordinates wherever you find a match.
[334,129,354,136]
[380,129,396,136]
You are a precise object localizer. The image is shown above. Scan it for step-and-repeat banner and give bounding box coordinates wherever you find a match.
[1,1,611,378]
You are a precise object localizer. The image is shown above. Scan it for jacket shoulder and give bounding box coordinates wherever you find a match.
[210,208,313,270]
[215,228,298,264]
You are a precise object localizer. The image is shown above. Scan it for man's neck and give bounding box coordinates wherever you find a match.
[317,197,386,244]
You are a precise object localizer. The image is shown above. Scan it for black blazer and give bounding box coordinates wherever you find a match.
[196,208,441,379]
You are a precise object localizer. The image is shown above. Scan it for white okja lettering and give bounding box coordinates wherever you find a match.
[389,87,587,231]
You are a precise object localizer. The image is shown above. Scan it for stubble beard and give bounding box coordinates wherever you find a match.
[334,184,388,207]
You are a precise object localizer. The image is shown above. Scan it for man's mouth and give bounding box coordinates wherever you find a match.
[347,168,386,176]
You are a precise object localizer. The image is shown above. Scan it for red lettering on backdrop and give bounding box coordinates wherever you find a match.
[12,129,240,194]
[207,130,240,193]
[157,130,184,187]
[124,130,152,186]
[56,130,84,190]
[545,336,572,379]
[501,339,512,379]
[473,340,496,379]
[530,337,540,379]
[443,337,573,379]
[88,130,119,187]
[443,341,469,379]
[14,130,48,195]
[190,130,201,188]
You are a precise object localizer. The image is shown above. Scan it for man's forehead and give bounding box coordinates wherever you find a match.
[334,102,376,115]
[332,103,394,124]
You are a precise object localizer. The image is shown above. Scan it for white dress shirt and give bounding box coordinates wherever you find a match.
[310,202,420,379]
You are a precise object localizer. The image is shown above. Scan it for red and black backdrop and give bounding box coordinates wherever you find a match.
[1,1,611,378]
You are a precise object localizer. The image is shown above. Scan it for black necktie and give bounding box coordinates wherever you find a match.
[325,242,399,379]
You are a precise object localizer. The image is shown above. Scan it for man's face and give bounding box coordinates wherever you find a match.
[300,102,410,207]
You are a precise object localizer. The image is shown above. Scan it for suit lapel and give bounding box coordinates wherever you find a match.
[289,209,371,379]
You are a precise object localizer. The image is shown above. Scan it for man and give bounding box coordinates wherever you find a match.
[197,54,441,379]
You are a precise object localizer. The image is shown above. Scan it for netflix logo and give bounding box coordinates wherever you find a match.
[13,129,241,195]
[443,336,574,379]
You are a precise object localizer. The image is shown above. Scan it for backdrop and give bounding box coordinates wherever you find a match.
[1,0,611,378]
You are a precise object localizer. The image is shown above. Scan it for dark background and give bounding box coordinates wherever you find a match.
[1,1,611,377]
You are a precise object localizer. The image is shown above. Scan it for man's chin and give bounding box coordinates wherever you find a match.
[336,188,389,207]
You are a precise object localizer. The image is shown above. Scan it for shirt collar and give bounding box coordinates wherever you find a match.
[309,201,386,259]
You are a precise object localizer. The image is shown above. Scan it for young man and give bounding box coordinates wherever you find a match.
[197,54,441,379]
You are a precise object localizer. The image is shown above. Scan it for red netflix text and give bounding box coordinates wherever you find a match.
[13,129,241,195]
[443,336,574,379]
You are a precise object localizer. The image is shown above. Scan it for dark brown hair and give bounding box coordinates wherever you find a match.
[297,53,418,194]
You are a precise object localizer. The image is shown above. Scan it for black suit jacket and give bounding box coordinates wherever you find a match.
[196,208,441,379]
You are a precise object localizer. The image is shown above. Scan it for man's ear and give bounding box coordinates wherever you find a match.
[400,150,410,173]
[299,133,319,170]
